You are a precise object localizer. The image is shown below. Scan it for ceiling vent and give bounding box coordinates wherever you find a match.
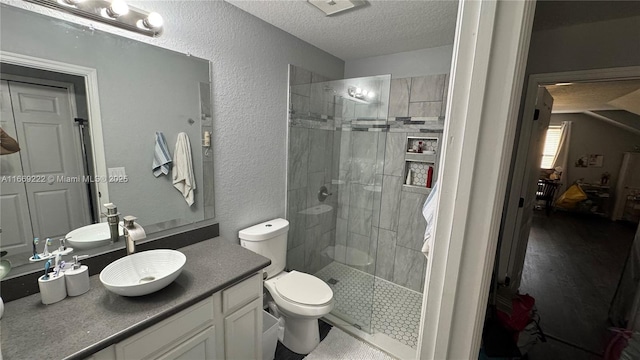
[307,0,367,16]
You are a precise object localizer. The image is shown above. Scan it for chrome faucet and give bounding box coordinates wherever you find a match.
[120,216,146,255]
[102,203,120,243]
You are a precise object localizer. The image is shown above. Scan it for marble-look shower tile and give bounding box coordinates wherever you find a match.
[306,171,326,228]
[287,188,307,249]
[397,191,429,251]
[379,175,402,232]
[287,244,305,272]
[342,100,356,120]
[348,207,373,237]
[393,246,426,292]
[288,127,309,190]
[290,65,311,86]
[339,130,352,173]
[389,78,410,117]
[309,82,325,115]
[308,129,328,173]
[383,132,406,177]
[305,226,332,273]
[350,131,378,184]
[371,174,383,228]
[324,130,335,183]
[408,101,442,118]
[290,93,309,115]
[337,178,350,220]
[375,228,397,281]
[375,132,386,176]
[409,74,446,102]
[355,103,377,119]
[331,130,341,182]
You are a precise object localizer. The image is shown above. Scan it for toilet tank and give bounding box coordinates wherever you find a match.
[238,218,289,279]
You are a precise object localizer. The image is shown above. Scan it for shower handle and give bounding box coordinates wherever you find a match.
[318,185,333,202]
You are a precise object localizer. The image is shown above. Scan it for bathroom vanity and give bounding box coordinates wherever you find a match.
[0,237,270,360]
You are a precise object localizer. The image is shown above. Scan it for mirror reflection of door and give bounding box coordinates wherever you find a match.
[0,78,92,257]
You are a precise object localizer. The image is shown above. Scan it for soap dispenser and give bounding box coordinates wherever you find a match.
[65,255,90,296]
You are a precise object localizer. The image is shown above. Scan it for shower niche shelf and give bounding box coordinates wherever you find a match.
[402,134,440,195]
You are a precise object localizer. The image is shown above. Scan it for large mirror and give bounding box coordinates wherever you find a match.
[0,4,214,275]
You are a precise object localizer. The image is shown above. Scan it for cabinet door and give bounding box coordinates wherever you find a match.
[157,326,216,360]
[224,297,263,360]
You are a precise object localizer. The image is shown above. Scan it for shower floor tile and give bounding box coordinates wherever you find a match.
[315,262,423,349]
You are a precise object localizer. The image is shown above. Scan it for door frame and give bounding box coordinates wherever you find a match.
[500,65,640,291]
[417,1,538,358]
[1,50,110,209]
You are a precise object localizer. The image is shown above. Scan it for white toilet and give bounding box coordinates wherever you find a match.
[239,218,334,354]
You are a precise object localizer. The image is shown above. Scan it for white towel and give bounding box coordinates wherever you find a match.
[421,182,439,258]
[172,132,196,206]
[152,132,172,177]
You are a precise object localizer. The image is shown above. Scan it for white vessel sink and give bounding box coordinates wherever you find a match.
[100,249,186,296]
[66,223,124,250]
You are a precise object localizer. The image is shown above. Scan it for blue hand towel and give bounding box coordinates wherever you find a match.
[152,132,172,177]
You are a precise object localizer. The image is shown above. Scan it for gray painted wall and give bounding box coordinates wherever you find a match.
[2,0,345,243]
[344,45,453,79]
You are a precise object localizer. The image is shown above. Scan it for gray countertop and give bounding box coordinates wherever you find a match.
[0,237,270,360]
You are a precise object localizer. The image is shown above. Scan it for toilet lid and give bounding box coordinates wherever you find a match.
[275,271,333,306]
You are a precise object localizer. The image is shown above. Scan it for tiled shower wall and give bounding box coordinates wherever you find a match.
[373,74,448,292]
[287,65,339,274]
[287,65,447,292]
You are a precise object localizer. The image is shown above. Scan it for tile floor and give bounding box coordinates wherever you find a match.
[315,261,423,349]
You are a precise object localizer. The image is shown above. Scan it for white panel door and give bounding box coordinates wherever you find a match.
[0,80,33,255]
[8,81,90,240]
[498,87,553,290]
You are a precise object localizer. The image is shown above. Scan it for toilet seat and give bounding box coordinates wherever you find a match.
[274,271,333,306]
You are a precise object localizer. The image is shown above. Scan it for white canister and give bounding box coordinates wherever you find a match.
[64,265,90,296]
[38,274,67,305]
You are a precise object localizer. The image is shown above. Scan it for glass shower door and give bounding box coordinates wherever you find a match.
[286,65,390,333]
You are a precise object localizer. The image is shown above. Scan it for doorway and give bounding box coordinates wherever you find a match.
[495,68,640,358]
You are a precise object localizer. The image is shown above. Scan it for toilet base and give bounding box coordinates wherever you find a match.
[281,316,321,354]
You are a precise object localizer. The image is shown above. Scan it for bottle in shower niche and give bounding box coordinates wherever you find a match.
[406,169,413,185]
[426,166,433,188]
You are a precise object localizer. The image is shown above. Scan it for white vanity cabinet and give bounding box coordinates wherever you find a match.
[85,272,263,360]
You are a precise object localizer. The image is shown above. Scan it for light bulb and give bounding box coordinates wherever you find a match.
[143,12,163,29]
[367,92,375,98]
[355,87,362,94]
[105,0,129,18]
[362,90,369,96]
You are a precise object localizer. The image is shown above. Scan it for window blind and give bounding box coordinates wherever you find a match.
[540,125,562,169]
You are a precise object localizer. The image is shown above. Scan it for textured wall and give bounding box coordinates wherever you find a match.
[2,0,345,242]
[344,45,453,79]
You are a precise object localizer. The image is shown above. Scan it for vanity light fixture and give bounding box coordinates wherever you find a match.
[24,0,164,37]
[347,86,375,101]
[102,0,129,18]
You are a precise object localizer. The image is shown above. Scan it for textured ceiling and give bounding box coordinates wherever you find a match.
[225,0,458,60]
[546,80,640,113]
